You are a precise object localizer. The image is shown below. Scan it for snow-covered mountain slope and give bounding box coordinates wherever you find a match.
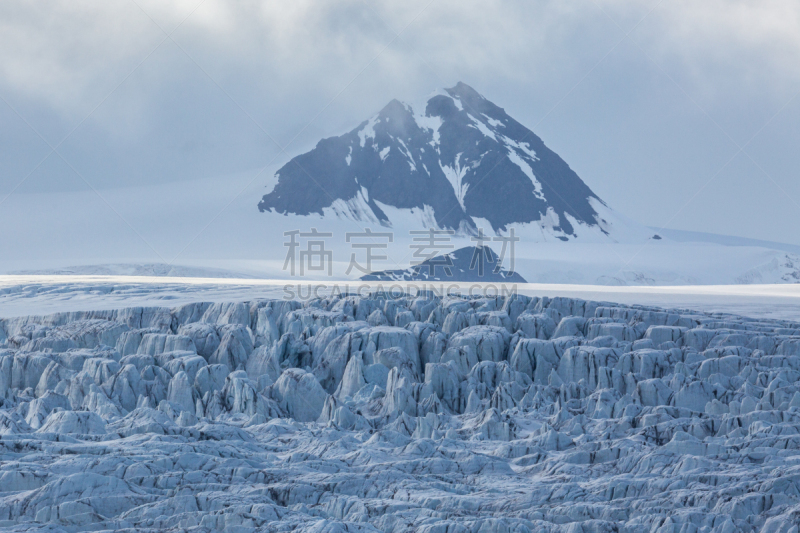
[735,253,800,284]
[10,263,261,279]
[362,246,528,282]
[1,169,798,285]
[259,82,652,242]
[654,227,800,255]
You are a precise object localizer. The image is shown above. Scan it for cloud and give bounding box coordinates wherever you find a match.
[1,0,799,242]
[3,1,797,125]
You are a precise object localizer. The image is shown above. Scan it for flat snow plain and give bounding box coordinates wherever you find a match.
[2,277,800,532]
[2,275,799,320]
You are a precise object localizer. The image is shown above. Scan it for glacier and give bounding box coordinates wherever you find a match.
[1,290,800,531]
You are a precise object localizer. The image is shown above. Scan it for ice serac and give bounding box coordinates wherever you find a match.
[2,293,800,531]
[258,82,613,236]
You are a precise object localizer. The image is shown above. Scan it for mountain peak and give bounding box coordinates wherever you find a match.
[447,81,483,100]
[378,98,409,117]
[258,83,616,239]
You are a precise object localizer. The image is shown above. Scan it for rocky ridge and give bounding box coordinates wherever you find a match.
[1,294,800,531]
[361,245,528,282]
[258,82,624,239]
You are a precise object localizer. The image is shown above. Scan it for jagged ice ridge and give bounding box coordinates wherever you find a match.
[1,293,800,531]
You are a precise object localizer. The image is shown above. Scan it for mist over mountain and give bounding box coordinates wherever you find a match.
[259,82,613,240]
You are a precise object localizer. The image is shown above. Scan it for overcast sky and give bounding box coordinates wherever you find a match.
[2,0,800,244]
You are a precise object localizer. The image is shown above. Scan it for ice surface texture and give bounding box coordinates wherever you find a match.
[1,294,800,531]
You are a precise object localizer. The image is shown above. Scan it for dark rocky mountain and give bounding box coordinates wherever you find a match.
[360,245,527,282]
[259,82,606,236]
